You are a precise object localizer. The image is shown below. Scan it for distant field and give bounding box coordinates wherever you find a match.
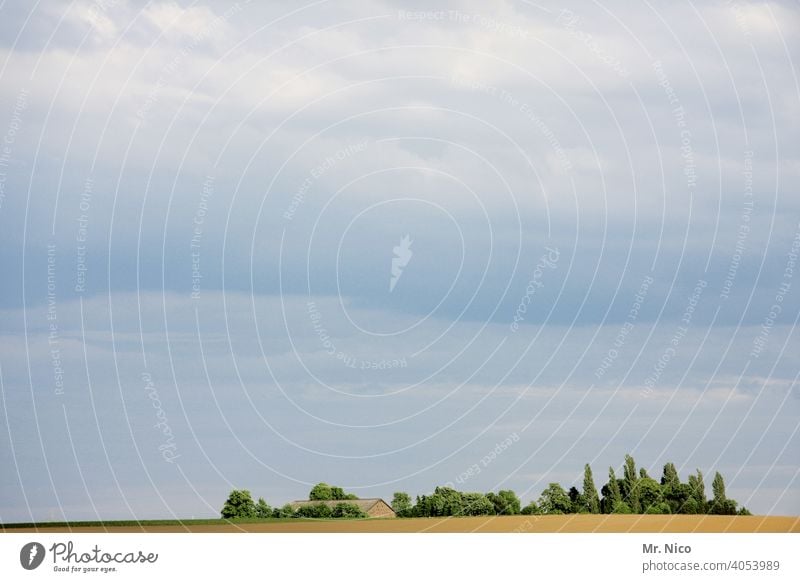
[3,515,798,533]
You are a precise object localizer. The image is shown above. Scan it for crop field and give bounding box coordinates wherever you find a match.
[3,515,798,533]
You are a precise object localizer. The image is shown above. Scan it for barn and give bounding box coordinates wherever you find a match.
[290,498,396,518]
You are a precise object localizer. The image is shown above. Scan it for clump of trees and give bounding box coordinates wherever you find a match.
[293,501,367,519]
[220,489,260,519]
[309,482,359,501]
[220,483,365,520]
[389,456,751,518]
[391,487,521,517]
[222,460,752,520]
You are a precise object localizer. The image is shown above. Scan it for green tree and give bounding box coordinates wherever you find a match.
[414,487,463,517]
[413,494,443,517]
[538,483,572,514]
[568,486,588,514]
[583,464,601,514]
[601,467,623,513]
[661,462,680,489]
[330,486,346,500]
[309,483,333,500]
[521,501,540,515]
[461,492,495,516]
[612,501,633,514]
[623,454,641,513]
[682,498,701,514]
[273,503,295,518]
[220,489,257,519]
[665,483,692,514]
[332,502,367,518]
[712,471,726,502]
[639,467,650,480]
[644,502,671,514]
[711,499,738,515]
[660,462,689,513]
[709,472,738,515]
[392,492,413,517]
[434,486,464,515]
[602,470,631,514]
[485,492,502,515]
[486,490,521,515]
[295,503,333,518]
[687,470,707,513]
[255,497,272,518]
[638,477,664,513]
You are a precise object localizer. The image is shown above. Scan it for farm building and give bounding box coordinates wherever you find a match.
[290,498,396,518]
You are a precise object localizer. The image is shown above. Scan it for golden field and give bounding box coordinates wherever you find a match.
[3,515,798,533]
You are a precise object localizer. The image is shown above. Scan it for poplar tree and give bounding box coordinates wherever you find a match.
[661,462,680,488]
[583,464,601,514]
[710,471,738,514]
[712,472,726,502]
[686,469,707,513]
[623,454,641,512]
[606,467,631,513]
[608,467,622,505]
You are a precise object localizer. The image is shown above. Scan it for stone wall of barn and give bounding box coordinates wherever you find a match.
[367,500,396,518]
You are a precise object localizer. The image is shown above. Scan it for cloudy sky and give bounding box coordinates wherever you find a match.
[0,0,798,522]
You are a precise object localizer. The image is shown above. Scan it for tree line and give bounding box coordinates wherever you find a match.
[220,456,750,519]
[220,482,368,519]
[393,456,749,517]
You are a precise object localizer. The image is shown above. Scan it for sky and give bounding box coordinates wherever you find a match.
[0,0,798,522]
